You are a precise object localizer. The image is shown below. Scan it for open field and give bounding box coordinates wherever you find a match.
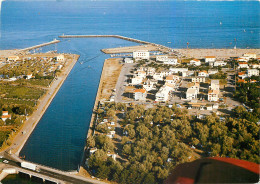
[99,58,123,101]
[175,48,260,59]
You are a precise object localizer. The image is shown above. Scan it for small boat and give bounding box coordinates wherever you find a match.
[167,42,172,44]
[243,29,246,32]
[220,22,222,25]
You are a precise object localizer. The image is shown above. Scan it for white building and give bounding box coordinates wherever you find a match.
[238,62,249,69]
[163,57,178,65]
[1,111,11,122]
[156,55,169,62]
[251,64,260,69]
[7,56,19,62]
[198,71,208,77]
[190,59,201,66]
[205,56,216,63]
[153,73,164,81]
[155,86,170,102]
[170,68,188,74]
[131,77,143,85]
[165,75,179,84]
[186,88,198,100]
[124,58,134,63]
[136,71,146,79]
[56,54,64,62]
[210,80,219,91]
[247,69,259,77]
[192,76,206,83]
[238,72,247,79]
[145,67,156,76]
[243,53,257,59]
[214,61,227,67]
[188,82,200,93]
[208,69,218,75]
[133,50,150,60]
[143,79,156,91]
[208,90,219,102]
[134,89,147,101]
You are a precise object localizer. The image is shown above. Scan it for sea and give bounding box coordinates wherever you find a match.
[0,1,259,183]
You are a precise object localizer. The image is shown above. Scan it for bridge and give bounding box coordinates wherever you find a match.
[0,153,105,184]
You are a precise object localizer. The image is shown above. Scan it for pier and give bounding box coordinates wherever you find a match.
[58,34,182,57]
[19,39,60,52]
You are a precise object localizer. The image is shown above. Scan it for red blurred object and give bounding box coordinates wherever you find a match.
[165,157,259,184]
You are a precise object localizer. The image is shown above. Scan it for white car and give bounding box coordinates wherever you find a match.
[3,160,9,164]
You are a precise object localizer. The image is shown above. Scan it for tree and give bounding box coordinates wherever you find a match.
[86,136,95,148]
[123,144,132,155]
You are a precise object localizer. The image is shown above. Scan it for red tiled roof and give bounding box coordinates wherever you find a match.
[134,89,146,93]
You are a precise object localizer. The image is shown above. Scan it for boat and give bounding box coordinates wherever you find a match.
[220,22,222,25]
[243,29,246,32]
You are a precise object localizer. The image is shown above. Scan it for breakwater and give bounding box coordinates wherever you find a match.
[19,39,60,52]
[58,35,181,56]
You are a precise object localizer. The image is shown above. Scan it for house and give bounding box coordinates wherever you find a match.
[165,75,179,84]
[1,111,11,122]
[170,68,188,74]
[237,79,247,83]
[238,57,249,62]
[208,90,219,102]
[7,56,19,62]
[210,80,219,91]
[186,88,198,100]
[153,73,164,81]
[26,74,33,80]
[156,55,169,62]
[134,89,147,101]
[238,71,247,79]
[124,58,134,63]
[131,76,143,85]
[191,76,206,83]
[164,57,178,65]
[160,70,172,77]
[136,71,146,79]
[107,153,117,161]
[247,69,259,77]
[214,61,226,67]
[133,50,150,60]
[238,62,249,69]
[143,79,156,91]
[56,54,64,62]
[205,56,216,63]
[145,67,156,76]
[251,64,260,69]
[243,53,257,59]
[190,59,201,66]
[89,148,98,155]
[208,69,218,75]
[187,82,200,93]
[155,86,170,102]
[198,70,208,77]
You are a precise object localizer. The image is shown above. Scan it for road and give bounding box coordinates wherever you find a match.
[115,63,135,102]
[1,154,106,184]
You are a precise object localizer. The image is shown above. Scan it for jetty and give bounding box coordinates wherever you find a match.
[19,39,60,52]
[58,34,182,57]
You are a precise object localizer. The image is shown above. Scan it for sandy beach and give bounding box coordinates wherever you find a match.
[175,48,260,59]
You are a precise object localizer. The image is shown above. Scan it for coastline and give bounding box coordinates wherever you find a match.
[0,54,80,155]
[78,58,123,177]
